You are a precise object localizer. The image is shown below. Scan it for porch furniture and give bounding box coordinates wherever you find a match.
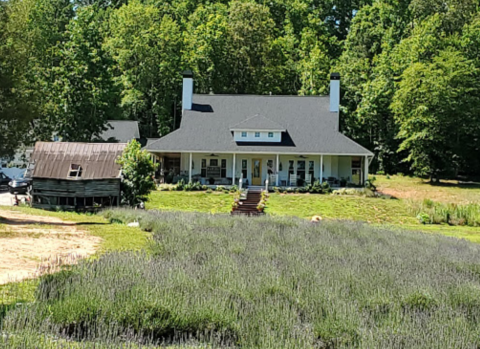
[289,174,297,186]
[268,174,277,186]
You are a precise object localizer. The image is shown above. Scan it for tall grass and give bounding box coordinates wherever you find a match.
[3,209,480,348]
[412,199,480,226]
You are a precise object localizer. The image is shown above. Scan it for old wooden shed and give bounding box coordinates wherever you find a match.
[30,142,126,210]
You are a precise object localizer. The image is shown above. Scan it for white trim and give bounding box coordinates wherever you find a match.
[232,153,236,186]
[188,152,192,183]
[230,128,285,132]
[320,155,323,183]
[275,154,279,186]
[148,150,374,157]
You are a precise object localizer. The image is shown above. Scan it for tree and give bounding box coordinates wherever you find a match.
[116,140,157,207]
[105,0,182,137]
[49,6,119,142]
[0,2,36,158]
[392,49,479,180]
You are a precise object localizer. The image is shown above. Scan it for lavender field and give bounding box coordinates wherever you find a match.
[3,210,480,348]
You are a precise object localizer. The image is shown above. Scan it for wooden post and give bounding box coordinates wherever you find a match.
[275,154,279,186]
[320,154,324,183]
[232,153,236,186]
[189,152,193,183]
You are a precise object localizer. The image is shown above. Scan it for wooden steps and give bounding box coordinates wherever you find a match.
[231,188,264,216]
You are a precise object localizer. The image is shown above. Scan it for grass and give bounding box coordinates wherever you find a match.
[375,175,480,203]
[0,205,150,253]
[4,210,480,348]
[0,205,152,319]
[146,191,233,214]
[266,193,416,224]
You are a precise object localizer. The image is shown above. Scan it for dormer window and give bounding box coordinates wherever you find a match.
[230,115,285,143]
[68,164,83,179]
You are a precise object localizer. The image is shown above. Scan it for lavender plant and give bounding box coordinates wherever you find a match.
[3,209,480,348]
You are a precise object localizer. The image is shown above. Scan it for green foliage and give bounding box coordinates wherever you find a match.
[412,200,480,227]
[116,140,157,206]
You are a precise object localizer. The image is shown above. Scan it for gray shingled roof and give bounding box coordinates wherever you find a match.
[99,120,140,143]
[146,95,373,155]
[230,114,285,131]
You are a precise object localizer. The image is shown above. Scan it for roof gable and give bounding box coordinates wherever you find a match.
[230,114,285,132]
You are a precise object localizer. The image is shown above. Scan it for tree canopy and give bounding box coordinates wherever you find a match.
[0,0,479,178]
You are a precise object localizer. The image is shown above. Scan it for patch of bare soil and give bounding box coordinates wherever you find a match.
[0,210,101,285]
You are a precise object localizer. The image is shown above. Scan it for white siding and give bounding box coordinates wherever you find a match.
[234,131,281,142]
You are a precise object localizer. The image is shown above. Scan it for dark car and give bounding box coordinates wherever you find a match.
[0,172,10,191]
[8,170,32,195]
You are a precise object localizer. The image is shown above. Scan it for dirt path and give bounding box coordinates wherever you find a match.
[0,210,101,285]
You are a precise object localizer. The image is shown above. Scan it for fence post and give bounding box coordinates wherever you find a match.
[265,179,269,192]
[239,174,243,191]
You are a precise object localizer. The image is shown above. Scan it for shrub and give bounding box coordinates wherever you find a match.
[376,170,385,175]
[116,140,157,207]
[206,188,213,194]
[411,200,480,227]
[215,185,225,192]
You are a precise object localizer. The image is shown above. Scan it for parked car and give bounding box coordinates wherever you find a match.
[0,172,10,191]
[8,170,32,194]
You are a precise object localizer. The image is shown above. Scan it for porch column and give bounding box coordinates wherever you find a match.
[232,153,236,186]
[188,152,193,183]
[364,155,369,184]
[320,154,324,183]
[275,154,279,186]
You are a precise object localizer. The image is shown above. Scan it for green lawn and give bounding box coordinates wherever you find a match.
[145,189,480,243]
[146,191,233,214]
[375,174,480,203]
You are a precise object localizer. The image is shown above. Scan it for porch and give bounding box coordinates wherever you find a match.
[151,153,371,188]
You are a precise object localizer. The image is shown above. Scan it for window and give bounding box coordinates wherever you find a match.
[297,160,306,180]
[221,159,227,178]
[268,132,274,138]
[201,159,207,177]
[68,164,83,178]
[352,157,361,168]
[255,132,260,138]
[241,159,247,179]
[309,161,315,180]
[210,159,218,167]
[241,131,247,137]
[288,160,294,176]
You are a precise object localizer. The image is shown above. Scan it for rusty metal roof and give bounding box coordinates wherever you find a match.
[31,142,127,180]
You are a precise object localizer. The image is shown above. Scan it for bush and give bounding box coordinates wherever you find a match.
[206,188,213,194]
[116,140,157,207]
[376,170,385,175]
[411,200,480,227]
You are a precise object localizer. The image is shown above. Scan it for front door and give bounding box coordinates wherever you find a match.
[252,159,262,185]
